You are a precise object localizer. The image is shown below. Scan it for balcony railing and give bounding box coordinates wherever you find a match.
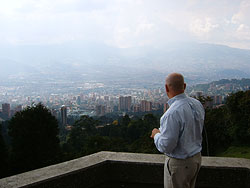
[0,151,250,188]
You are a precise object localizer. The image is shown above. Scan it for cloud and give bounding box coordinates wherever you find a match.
[236,24,250,40]
[190,17,219,37]
[0,0,250,49]
[226,0,250,43]
[231,0,250,24]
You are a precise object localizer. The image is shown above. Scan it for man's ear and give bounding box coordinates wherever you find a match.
[165,84,169,93]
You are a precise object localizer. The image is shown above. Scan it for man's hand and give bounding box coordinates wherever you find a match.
[151,128,160,138]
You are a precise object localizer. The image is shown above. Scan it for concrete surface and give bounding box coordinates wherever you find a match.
[0,151,249,188]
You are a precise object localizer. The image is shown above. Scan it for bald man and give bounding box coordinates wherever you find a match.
[151,73,204,188]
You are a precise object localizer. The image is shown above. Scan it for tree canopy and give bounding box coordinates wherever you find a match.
[8,103,61,173]
[226,90,250,145]
[0,123,8,178]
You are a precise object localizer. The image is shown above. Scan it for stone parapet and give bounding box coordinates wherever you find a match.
[0,151,249,188]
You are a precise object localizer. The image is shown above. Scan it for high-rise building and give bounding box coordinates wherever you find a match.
[133,104,140,112]
[76,96,81,105]
[96,105,102,116]
[119,96,125,111]
[140,100,152,112]
[61,106,67,126]
[96,105,106,116]
[145,101,152,112]
[125,96,131,111]
[119,96,132,111]
[101,106,106,116]
[2,103,10,119]
[140,100,147,112]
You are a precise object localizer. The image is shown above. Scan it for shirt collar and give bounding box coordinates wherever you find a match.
[167,93,187,106]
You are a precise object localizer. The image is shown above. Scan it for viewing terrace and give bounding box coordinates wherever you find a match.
[0,151,250,188]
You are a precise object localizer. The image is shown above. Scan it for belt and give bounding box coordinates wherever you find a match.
[167,152,201,160]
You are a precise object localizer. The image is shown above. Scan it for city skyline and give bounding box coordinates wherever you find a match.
[1,77,249,123]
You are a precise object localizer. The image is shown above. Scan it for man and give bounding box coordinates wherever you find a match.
[151,73,204,188]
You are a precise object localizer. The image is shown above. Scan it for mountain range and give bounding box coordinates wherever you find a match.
[1,42,250,86]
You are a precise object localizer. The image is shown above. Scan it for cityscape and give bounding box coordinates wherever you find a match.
[2,77,248,127]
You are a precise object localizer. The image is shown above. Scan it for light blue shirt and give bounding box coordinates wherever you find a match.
[154,93,204,159]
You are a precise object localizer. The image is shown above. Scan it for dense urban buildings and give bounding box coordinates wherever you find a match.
[1,78,248,126]
[0,89,225,125]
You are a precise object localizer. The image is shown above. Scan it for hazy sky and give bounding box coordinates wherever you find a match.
[0,0,250,49]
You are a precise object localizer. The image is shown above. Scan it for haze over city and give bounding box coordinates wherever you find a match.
[1,0,250,116]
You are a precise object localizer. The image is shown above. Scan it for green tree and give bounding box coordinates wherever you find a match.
[83,136,127,154]
[129,134,159,154]
[8,103,61,174]
[0,123,8,178]
[203,107,230,156]
[226,91,250,145]
[128,114,159,153]
[143,114,159,130]
[73,115,98,135]
[127,119,146,142]
[65,115,98,158]
[121,114,131,127]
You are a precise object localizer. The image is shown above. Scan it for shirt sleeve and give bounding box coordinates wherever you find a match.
[154,113,180,154]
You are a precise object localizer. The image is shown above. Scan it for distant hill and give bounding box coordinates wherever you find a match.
[0,42,250,86]
[187,78,250,96]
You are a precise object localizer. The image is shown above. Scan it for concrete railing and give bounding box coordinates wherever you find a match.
[0,151,250,188]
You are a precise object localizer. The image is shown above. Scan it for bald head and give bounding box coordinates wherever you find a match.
[165,73,186,98]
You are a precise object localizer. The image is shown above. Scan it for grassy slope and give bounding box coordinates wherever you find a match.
[217,146,250,159]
